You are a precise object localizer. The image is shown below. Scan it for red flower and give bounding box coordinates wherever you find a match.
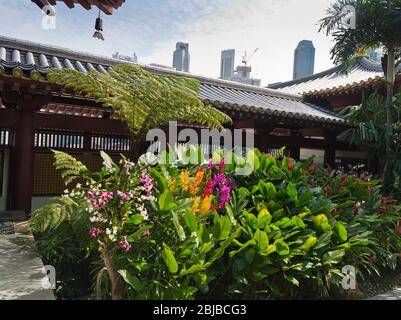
[202,178,214,198]
[332,209,337,217]
[326,164,333,173]
[370,255,377,263]
[353,205,359,216]
[287,159,293,171]
[370,187,376,194]
[379,207,386,216]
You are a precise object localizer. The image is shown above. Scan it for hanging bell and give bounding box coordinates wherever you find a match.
[93,11,105,41]
[95,17,103,32]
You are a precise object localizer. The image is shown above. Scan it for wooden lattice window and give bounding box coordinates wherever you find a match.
[35,131,84,150]
[33,152,125,196]
[0,129,12,147]
[0,150,4,197]
[91,135,130,152]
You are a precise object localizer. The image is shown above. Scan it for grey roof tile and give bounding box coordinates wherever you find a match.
[0,35,345,124]
[268,56,398,95]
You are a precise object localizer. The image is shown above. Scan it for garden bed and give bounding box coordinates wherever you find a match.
[31,148,401,300]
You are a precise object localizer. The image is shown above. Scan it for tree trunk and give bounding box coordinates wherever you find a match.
[100,246,124,300]
[383,50,396,193]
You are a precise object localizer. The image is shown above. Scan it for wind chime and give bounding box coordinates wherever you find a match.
[93,9,105,40]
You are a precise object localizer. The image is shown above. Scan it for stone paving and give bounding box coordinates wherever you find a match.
[367,289,401,300]
[0,212,55,300]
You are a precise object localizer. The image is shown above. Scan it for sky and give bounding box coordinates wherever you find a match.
[0,0,337,86]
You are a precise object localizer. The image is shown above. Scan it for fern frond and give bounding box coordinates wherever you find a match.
[47,64,232,139]
[52,150,88,185]
[30,197,77,233]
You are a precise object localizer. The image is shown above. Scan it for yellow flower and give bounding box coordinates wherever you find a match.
[168,178,177,194]
[200,196,212,215]
[180,170,190,192]
[191,197,200,214]
[190,169,205,195]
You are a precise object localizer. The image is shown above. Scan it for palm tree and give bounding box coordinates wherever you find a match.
[319,0,401,191]
[47,64,232,160]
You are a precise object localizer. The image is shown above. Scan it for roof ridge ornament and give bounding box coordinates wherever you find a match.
[93,9,105,41]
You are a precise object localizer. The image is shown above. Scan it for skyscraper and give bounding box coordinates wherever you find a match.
[220,49,235,80]
[173,42,190,72]
[293,40,315,80]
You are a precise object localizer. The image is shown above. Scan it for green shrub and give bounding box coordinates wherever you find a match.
[30,148,401,300]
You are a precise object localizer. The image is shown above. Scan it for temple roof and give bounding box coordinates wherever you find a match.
[268,56,401,97]
[31,0,126,15]
[0,35,345,125]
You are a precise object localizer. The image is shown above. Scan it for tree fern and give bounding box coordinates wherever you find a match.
[30,196,78,233]
[53,150,88,185]
[46,64,232,140]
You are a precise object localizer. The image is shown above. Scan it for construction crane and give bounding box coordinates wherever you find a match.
[242,48,259,67]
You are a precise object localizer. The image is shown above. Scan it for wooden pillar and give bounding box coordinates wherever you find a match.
[324,133,336,169]
[289,131,301,161]
[13,105,35,215]
[7,92,50,215]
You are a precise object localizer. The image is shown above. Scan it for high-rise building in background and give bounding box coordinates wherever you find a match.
[230,65,261,87]
[173,42,190,72]
[112,52,138,63]
[220,49,235,80]
[293,40,315,80]
[368,48,384,63]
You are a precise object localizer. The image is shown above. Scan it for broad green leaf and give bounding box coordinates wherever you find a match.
[127,214,144,226]
[199,242,214,255]
[179,263,205,277]
[287,183,298,202]
[314,231,333,249]
[322,250,345,265]
[218,215,232,240]
[162,244,179,273]
[118,270,144,291]
[100,151,116,168]
[159,190,175,211]
[184,210,198,233]
[274,239,290,256]
[274,217,292,229]
[301,236,317,251]
[254,229,269,254]
[172,211,186,241]
[333,222,348,242]
[127,225,152,243]
[291,216,306,229]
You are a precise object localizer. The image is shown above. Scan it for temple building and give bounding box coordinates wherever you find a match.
[269,55,401,110]
[0,35,357,216]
